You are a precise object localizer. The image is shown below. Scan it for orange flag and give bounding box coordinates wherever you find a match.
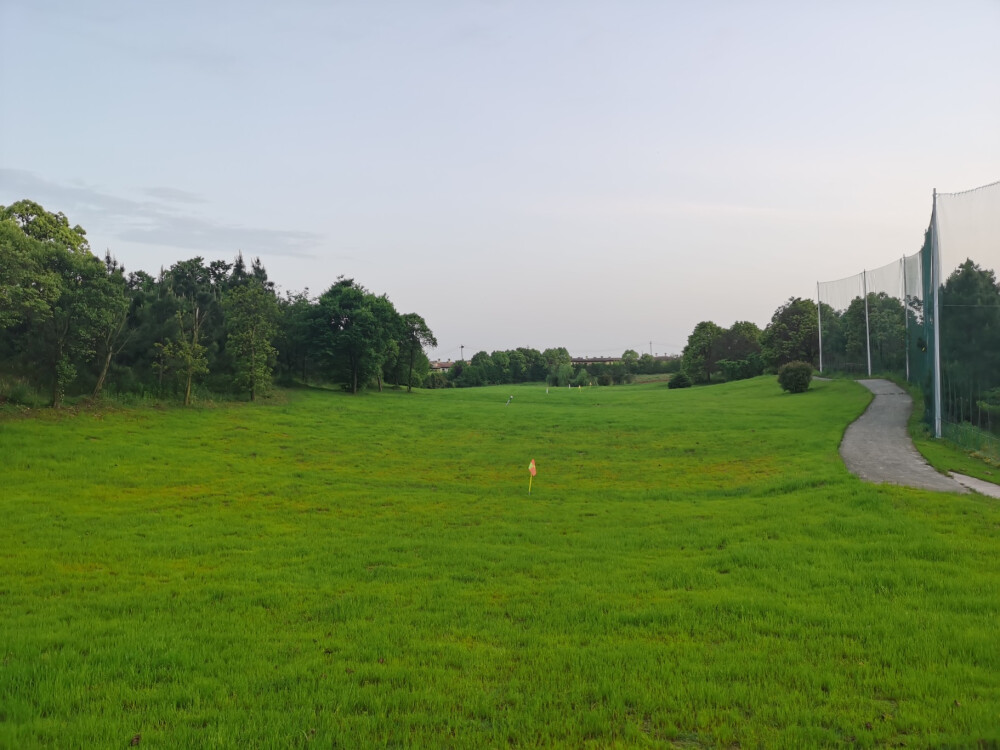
[528,459,537,476]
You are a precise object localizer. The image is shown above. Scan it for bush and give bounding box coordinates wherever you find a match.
[777,361,812,393]
[667,372,692,389]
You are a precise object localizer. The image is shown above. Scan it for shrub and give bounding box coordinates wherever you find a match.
[777,361,812,393]
[668,372,692,389]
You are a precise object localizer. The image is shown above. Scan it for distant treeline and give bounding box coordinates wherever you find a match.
[432,348,679,389]
[0,200,437,406]
[675,300,819,387]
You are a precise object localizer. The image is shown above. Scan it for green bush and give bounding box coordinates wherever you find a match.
[668,372,692,389]
[777,361,812,393]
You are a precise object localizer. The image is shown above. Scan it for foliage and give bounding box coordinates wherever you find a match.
[1,200,438,403]
[681,321,723,383]
[717,356,763,382]
[667,371,692,389]
[224,282,279,401]
[761,297,819,369]
[156,309,210,406]
[777,361,813,393]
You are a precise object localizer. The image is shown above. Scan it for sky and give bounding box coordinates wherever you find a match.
[2,0,998,360]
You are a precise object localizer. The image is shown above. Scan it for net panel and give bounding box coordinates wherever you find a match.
[934,181,1000,439]
[817,179,999,440]
[817,272,865,373]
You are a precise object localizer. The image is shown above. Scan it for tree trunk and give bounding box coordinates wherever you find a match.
[93,349,113,399]
[407,345,415,393]
[51,359,61,409]
[184,371,193,406]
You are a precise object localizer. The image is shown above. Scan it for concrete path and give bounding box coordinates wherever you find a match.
[840,379,973,493]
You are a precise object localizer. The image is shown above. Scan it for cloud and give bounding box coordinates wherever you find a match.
[141,186,206,204]
[0,168,323,258]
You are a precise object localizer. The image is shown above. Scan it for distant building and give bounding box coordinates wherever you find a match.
[429,360,454,373]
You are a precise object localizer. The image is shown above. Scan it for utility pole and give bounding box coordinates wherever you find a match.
[460,344,464,362]
[649,341,653,355]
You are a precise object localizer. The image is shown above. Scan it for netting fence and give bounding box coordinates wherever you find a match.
[817,179,1000,452]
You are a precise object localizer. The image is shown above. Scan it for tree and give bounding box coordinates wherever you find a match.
[390,312,434,392]
[507,350,528,382]
[276,290,319,383]
[317,278,399,393]
[2,199,90,254]
[713,321,763,381]
[490,350,511,384]
[157,306,209,406]
[0,216,60,332]
[620,349,639,383]
[938,259,1000,427]
[90,252,132,399]
[224,281,279,401]
[0,202,110,406]
[761,297,819,369]
[682,321,724,383]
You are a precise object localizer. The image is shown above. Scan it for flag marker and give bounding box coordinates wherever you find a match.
[528,459,537,494]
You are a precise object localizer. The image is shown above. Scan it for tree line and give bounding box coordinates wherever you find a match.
[432,347,679,390]
[675,242,1000,436]
[0,200,436,407]
[676,297,819,387]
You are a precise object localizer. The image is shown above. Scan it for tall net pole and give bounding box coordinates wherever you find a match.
[901,256,909,382]
[816,282,824,373]
[931,189,942,438]
[863,270,872,376]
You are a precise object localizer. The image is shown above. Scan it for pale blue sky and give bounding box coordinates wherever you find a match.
[2,1,998,359]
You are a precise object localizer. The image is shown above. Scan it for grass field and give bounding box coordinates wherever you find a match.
[2,378,998,748]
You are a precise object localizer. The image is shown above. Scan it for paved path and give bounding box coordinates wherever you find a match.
[839,379,992,494]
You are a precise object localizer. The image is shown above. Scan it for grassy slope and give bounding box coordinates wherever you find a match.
[1,378,998,748]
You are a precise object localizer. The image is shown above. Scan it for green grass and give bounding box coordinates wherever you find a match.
[2,378,999,748]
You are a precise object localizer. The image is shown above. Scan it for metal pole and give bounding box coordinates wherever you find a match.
[864,270,872,376]
[932,189,943,438]
[817,282,824,373]
[902,256,909,382]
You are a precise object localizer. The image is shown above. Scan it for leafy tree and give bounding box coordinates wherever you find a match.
[394,313,436,392]
[507,350,528,382]
[90,253,132,398]
[470,351,495,383]
[761,297,819,369]
[157,306,209,406]
[621,349,639,383]
[0,202,112,406]
[317,278,399,393]
[712,321,763,381]
[938,259,1000,427]
[490,350,511,384]
[276,290,320,383]
[518,348,547,382]
[224,281,279,401]
[547,363,574,387]
[682,321,724,383]
[2,199,90,253]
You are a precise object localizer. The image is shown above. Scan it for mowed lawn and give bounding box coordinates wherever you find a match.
[1,378,998,748]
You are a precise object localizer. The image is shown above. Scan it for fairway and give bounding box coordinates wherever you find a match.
[2,379,998,747]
